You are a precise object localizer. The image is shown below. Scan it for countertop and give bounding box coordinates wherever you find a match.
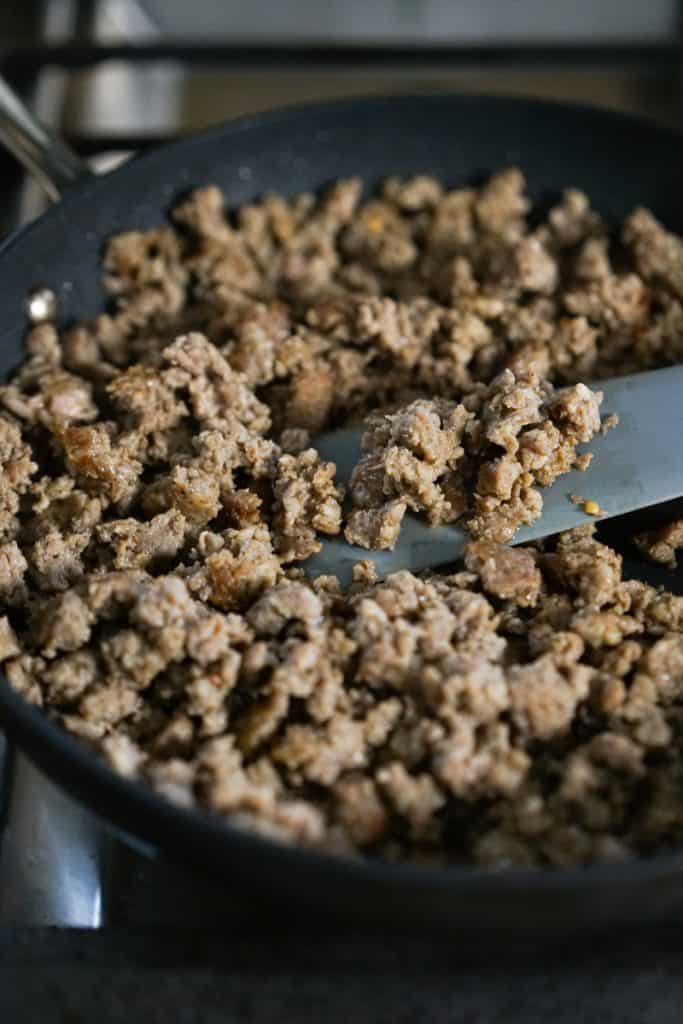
[4,920,683,1023]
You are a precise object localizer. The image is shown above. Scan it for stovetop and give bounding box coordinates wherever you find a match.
[2,3,683,1019]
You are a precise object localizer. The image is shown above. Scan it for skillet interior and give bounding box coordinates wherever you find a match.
[1,94,683,932]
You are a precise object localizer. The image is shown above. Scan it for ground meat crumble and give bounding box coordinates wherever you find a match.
[346,372,604,548]
[635,517,683,569]
[2,168,683,870]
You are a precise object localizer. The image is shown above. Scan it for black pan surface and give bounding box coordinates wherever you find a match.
[2,95,683,932]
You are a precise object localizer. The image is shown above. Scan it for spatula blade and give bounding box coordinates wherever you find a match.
[307,366,683,584]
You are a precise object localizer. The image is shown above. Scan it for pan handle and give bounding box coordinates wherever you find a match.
[0,74,93,202]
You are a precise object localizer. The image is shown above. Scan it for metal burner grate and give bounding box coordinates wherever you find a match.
[2,2,683,215]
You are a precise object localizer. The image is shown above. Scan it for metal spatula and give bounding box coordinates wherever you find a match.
[305,365,683,584]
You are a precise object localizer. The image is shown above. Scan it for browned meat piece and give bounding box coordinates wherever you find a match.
[475,167,529,242]
[508,655,592,740]
[345,501,407,551]
[432,721,530,800]
[60,424,143,509]
[464,540,541,606]
[383,175,444,211]
[0,616,20,661]
[285,364,335,433]
[334,774,389,846]
[204,526,281,611]
[224,301,291,388]
[355,297,433,369]
[107,364,188,434]
[346,398,470,532]
[548,189,602,247]
[142,466,220,530]
[546,526,622,608]
[27,526,91,592]
[376,761,445,841]
[341,199,417,274]
[103,228,186,295]
[32,590,94,658]
[1,371,98,429]
[564,273,650,330]
[635,517,683,568]
[511,234,558,294]
[162,332,271,434]
[97,509,187,570]
[623,207,683,302]
[0,540,28,605]
[272,449,343,562]
[0,416,37,541]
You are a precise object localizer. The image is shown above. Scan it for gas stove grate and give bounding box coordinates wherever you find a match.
[2,33,683,153]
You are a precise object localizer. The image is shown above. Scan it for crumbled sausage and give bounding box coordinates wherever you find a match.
[97,509,187,570]
[0,417,37,541]
[346,398,469,535]
[376,762,445,840]
[0,541,28,605]
[635,517,683,568]
[32,590,94,657]
[345,500,407,551]
[162,333,271,435]
[204,526,282,611]
[272,449,343,561]
[60,424,143,509]
[623,208,683,302]
[348,372,603,545]
[464,540,541,606]
[0,616,20,661]
[508,655,591,740]
[3,168,683,870]
[26,526,90,592]
[334,774,389,846]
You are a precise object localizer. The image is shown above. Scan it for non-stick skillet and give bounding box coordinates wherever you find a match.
[1,80,683,933]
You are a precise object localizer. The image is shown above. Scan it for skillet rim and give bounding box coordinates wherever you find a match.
[2,91,683,901]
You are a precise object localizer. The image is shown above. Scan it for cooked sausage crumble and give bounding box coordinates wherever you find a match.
[2,168,683,869]
[346,373,604,549]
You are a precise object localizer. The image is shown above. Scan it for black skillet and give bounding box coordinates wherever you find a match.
[1,83,683,933]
